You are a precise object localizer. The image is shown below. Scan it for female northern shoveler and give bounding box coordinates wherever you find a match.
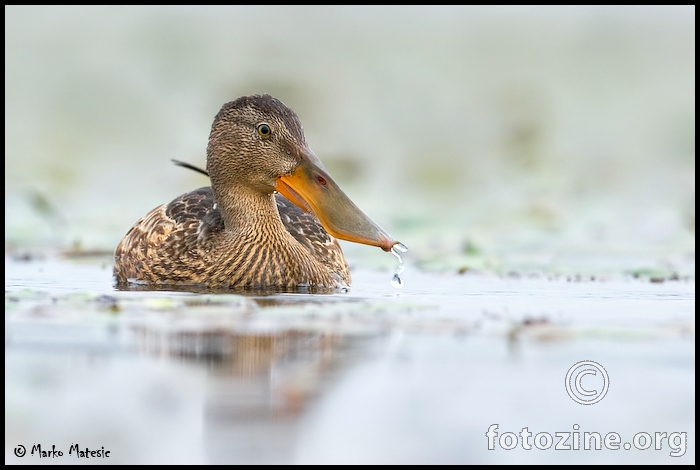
[114,94,398,289]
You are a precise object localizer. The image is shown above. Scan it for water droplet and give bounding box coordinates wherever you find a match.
[390,243,408,288]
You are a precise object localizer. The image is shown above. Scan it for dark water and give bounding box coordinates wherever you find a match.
[5,256,695,463]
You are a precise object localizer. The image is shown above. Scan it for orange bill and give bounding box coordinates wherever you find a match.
[276,150,398,252]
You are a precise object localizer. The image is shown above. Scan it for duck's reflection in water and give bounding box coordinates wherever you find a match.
[132,325,376,463]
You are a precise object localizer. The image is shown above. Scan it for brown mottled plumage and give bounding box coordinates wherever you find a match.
[114,94,397,290]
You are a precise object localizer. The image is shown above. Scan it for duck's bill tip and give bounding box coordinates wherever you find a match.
[337,229,397,252]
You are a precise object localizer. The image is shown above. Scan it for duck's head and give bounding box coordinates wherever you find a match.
[206,94,398,252]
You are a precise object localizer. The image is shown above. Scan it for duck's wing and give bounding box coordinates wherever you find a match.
[276,193,350,284]
[114,187,223,284]
[164,186,224,244]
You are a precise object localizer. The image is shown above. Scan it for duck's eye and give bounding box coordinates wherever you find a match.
[257,123,271,137]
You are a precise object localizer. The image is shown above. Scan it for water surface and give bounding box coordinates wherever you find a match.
[5,256,694,464]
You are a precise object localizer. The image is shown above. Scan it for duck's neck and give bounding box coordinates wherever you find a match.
[210,183,339,288]
[213,184,285,237]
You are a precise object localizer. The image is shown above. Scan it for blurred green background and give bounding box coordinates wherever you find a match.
[5,6,695,274]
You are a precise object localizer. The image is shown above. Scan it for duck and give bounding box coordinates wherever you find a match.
[113,94,398,290]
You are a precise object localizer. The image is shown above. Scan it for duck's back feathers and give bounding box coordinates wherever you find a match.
[113,188,219,285]
[164,187,224,250]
